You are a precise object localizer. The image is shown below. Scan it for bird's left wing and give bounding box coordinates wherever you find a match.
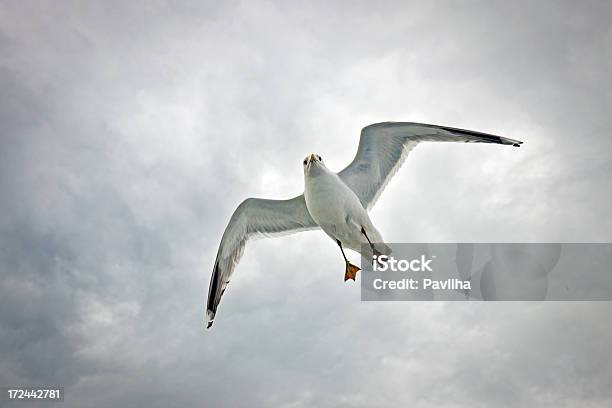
[207,194,318,328]
[338,122,523,210]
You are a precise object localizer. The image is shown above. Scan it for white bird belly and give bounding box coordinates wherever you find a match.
[304,171,372,251]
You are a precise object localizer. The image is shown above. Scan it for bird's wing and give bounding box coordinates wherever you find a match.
[338,122,523,210]
[207,194,317,328]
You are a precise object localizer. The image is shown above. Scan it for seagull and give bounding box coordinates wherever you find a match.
[206,122,522,328]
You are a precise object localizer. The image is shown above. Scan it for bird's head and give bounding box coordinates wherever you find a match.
[302,153,325,174]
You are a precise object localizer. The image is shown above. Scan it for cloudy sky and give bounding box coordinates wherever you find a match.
[1,1,611,407]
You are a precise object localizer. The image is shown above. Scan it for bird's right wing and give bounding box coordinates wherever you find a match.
[338,122,523,210]
[207,194,318,328]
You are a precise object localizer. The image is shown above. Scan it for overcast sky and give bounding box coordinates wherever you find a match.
[1,1,612,407]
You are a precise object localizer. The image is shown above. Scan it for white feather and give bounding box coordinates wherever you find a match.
[338,122,522,210]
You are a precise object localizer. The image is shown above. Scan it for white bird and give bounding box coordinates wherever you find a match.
[206,122,522,327]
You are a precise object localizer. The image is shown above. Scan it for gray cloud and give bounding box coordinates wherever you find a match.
[1,1,611,407]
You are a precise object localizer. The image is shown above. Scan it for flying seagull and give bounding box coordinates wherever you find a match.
[206,122,522,328]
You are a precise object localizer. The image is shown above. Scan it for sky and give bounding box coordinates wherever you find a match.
[1,1,612,407]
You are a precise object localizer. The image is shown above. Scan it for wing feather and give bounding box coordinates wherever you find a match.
[206,194,317,328]
[338,122,522,209]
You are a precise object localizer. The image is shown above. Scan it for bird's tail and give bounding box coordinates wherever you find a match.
[362,241,392,260]
[360,224,392,258]
[374,242,392,256]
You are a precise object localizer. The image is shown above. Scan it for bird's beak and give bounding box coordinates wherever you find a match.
[308,154,316,165]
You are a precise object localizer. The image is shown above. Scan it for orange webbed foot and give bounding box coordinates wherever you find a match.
[344,262,360,282]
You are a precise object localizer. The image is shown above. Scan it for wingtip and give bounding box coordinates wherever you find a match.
[504,138,523,147]
[206,309,215,329]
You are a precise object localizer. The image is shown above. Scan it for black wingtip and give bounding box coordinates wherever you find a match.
[206,320,213,329]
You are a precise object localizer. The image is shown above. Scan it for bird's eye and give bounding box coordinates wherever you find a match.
[317,155,322,161]
[303,159,307,165]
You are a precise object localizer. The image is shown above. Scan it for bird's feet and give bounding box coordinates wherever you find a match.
[344,262,361,282]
